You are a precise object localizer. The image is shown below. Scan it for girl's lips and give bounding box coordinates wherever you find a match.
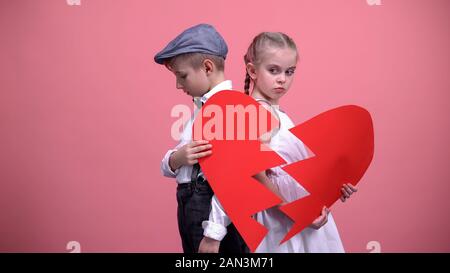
[274,88,286,93]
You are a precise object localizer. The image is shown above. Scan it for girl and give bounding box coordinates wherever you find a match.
[199,32,357,253]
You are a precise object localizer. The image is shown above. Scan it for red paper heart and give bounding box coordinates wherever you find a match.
[194,90,374,252]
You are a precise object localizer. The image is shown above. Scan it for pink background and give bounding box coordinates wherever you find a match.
[0,0,449,252]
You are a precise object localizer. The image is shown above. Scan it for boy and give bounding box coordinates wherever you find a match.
[155,23,248,253]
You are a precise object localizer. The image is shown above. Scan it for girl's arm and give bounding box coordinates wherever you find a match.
[253,171,288,204]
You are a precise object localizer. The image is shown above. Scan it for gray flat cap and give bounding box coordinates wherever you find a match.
[154,23,228,64]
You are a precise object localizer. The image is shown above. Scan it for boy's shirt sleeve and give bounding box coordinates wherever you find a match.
[161,116,194,179]
[160,148,180,178]
[202,195,230,241]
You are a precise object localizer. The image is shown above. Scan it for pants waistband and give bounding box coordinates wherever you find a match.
[177,178,212,191]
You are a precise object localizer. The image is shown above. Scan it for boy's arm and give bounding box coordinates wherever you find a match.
[198,195,229,253]
[202,195,230,241]
[202,172,286,237]
[160,147,181,178]
[161,140,212,178]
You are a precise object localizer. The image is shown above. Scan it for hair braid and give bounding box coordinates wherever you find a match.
[244,72,251,95]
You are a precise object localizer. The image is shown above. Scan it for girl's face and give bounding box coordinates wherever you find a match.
[248,47,298,105]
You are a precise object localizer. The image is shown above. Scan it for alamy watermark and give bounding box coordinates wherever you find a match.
[170,103,281,148]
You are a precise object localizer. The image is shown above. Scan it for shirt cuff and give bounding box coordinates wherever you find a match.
[202,220,227,241]
[161,149,180,177]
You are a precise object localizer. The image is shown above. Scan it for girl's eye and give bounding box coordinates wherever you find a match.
[179,74,187,80]
[269,68,279,74]
[286,69,295,76]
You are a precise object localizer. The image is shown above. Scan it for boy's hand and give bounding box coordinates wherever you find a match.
[169,140,212,171]
[309,206,330,230]
[340,183,358,202]
[198,236,220,253]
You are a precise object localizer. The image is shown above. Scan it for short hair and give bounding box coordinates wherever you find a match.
[165,52,225,71]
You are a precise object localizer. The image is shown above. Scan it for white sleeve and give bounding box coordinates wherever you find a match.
[202,195,230,241]
[160,149,180,178]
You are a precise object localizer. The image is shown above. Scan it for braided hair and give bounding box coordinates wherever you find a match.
[243,32,298,95]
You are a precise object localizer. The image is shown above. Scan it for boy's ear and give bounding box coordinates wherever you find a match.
[203,59,214,74]
[246,63,257,80]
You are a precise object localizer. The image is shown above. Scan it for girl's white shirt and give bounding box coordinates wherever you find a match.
[203,105,345,253]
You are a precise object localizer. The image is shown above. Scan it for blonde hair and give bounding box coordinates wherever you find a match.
[243,32,298,94]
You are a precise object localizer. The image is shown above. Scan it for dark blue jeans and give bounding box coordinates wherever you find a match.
[176,179,248,253]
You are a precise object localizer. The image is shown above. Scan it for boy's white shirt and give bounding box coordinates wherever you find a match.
[159,80,232,241]
[203,195,229,240]
[160,80,233,183]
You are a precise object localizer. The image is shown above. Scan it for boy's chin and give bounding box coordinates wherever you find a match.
[189,91,207,97]
[182,90,195,96]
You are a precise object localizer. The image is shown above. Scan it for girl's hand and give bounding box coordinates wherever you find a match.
[340,183,358,202]
[198,236,220,253]
[309,206,330,230]
[169,140,212,171]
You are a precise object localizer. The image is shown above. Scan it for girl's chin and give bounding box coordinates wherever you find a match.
[271,92,286,98]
